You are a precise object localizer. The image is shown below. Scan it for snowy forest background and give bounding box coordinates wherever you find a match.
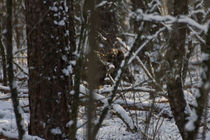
[0,0,210,140]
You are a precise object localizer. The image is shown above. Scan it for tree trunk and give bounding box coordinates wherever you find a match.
[6,0,25,139]
[0,30,7,86]
[165,0,189,139]
[26,0,76,139]
[0,3,8,86]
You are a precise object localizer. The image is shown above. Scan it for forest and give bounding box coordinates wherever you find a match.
[0,0,210,140]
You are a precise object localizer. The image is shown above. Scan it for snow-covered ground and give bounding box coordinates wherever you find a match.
[0,90,209,140]
[0,93,43,140]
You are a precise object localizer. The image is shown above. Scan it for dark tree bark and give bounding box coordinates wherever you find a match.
[0,3,8,86]
[165,0,189,139]
[83,0,102,139]
[0,30,7,86]
[26,0,76,139]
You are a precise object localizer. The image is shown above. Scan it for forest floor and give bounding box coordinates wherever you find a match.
[0,91,209,140]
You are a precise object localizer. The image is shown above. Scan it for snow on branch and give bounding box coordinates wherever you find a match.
[99,86,156,94]
[128,27,166,64]
[113,104,136,132]
[0,85,28,94]
[134,9,210,33]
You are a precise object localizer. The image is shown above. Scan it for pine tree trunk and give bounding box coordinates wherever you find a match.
[26,0,76,139]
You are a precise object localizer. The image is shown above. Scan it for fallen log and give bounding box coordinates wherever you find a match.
[80,96,172,119]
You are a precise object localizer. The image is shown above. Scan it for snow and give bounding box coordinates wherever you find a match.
[12,81,17,89]
[207,132,210,140]
[0,84,209,139]
[66,120,74,127]
[51,127,62,135]
[1,1,210,139]
[23,134,44,140]
[0,93,44,140]
[128,27,166,65]
[113,104,134,129]
[49,1,68,27]
[185,109,198,131]
[62,55,67,62]
[96,1,107,8]
[49,6,58,12]
[62,65,72,76]
[62,68,69,76]
[54,20,65,26]
[2,29,7,34]
[134,9,210,33]
[204,82,210,89]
